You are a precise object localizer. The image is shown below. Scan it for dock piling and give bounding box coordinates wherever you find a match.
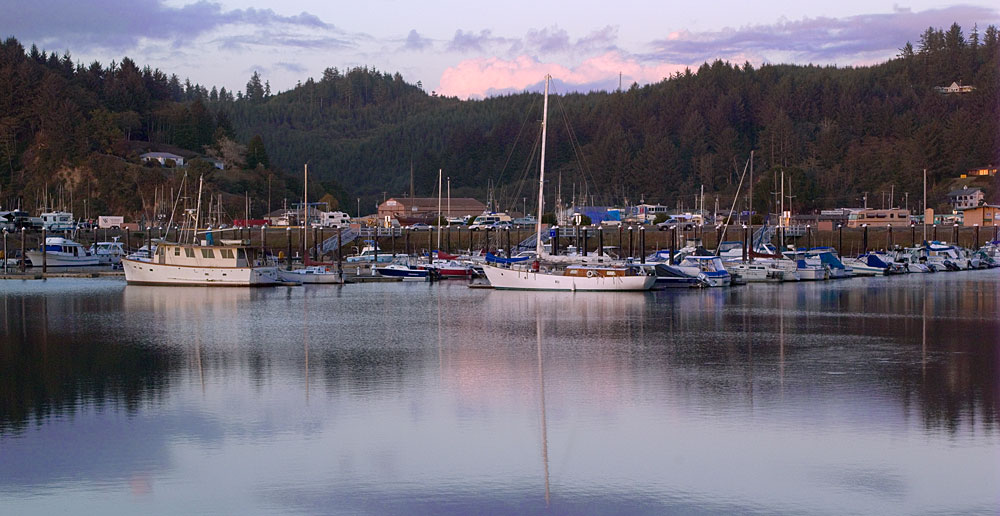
[41,227,47,274]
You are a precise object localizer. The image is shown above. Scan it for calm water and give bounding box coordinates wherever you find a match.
[1,273,998,515]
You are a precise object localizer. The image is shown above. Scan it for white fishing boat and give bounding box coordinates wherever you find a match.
[122,175,280,286]
[123,242,280,286]
[90,238,126,265]
[25,237,99,267]
[278,265,344,284]
[482,75,654,292]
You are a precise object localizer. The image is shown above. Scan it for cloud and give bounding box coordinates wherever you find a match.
[213,32,356,53]
[275,61,307,74]
[525,25,619,55]
[646,5,1000,65]
[437,52,686,99]
[403,29,432,51]
[446,29,516,53]
[0,0,338,52]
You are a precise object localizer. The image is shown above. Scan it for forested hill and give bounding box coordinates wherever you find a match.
[0,23,997,220]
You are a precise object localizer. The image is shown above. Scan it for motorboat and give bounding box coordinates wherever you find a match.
[724,261,785,282]
[122,242,280,286]
[375,262,433,280]
[25,237,99,267]
[645,249,731,287]
[90,237,126,266]
[804,247,854,278]
[843,252,906,275]
[346,245,397,263]
[277,265,344,284]
[422,259,474,278]
[634,262,703,288]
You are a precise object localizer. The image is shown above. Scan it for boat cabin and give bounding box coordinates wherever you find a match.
[154,244,259,267]
[42,237,92,256]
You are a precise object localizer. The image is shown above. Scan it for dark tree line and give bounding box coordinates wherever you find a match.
[0,22,997,219]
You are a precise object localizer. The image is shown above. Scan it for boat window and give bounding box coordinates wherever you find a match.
[201,249,215,259]
[185,248,195,258]
[174,247,181,256]
[221,249,234,259]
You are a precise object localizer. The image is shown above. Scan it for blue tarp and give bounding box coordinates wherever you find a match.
[485,252,530,264]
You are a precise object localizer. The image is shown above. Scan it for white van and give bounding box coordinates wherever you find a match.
[469,212,512,230]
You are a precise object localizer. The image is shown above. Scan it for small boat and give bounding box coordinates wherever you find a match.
[805,247,854,279]
[423,259,474,278]
[90,237,126,266]
[277,266,344,284]
[346,245,398,263]
[646,263,703,288]
[25,237,99,267]
[724,261,785,282]
[376,262,432,280]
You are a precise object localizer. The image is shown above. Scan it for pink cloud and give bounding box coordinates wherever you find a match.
[438,52,687,99]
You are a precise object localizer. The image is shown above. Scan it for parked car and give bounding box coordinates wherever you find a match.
[407,223,432,231]
[491,222,513,230]
[656,219,694,231]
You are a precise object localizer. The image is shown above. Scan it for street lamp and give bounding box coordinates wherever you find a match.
[837,224,843,257]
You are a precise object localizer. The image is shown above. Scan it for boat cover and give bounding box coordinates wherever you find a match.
[485,252,530,264]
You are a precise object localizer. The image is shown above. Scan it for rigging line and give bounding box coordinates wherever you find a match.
[502,123,542,214]
[553,91,604,206]
[715,153,751,255]
[491,96,539,195]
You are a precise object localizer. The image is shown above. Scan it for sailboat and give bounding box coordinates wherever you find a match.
[482,76,655,291]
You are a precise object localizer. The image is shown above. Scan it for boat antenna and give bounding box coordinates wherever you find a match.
[535,75,550,257]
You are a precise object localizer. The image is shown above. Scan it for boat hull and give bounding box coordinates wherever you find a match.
[24,251,99,267]
[375,266,429,280]
[277,269,344,284]
[123,258,280,286]
[483,264,655,291]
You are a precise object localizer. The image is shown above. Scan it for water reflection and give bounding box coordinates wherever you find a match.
[0,275,997,514]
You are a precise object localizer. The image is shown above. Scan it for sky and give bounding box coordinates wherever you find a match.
[2,1,998,99]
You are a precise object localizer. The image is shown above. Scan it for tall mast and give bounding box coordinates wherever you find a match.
[535,75,550,256]
[303,164,309,257]
[748,150,754,261]
[437,168,442,251]
[193,175,203,244]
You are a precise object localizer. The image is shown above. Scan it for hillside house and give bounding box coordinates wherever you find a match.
[947,186,984,211]
[140,152,185,167]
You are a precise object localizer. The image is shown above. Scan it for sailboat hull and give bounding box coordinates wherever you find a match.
[483,264,655,291]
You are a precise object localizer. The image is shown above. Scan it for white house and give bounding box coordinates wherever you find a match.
[933,82,975,94]
[947,185,984,211]
[140,152,185,167]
